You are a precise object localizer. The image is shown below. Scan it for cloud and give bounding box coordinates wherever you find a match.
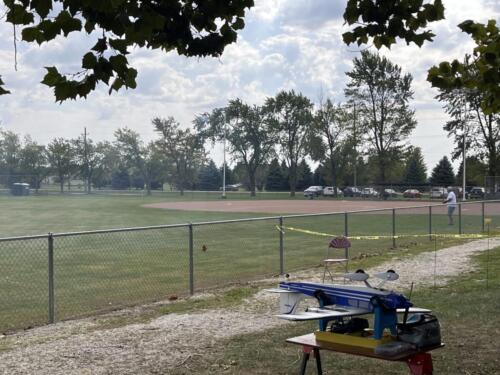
[0,0,498,170]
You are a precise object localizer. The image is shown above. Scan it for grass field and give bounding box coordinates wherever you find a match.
[0,194,498,334]
[175,247,500,375]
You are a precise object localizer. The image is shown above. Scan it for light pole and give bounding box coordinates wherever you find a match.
[222,119,227,199]
[460,94,468,201]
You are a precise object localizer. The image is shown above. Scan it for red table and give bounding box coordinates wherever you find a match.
[286,333,444,375]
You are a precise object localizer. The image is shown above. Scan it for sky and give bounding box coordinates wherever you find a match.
[0,0,498,172]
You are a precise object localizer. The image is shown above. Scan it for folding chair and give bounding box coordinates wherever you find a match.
[322,236,351,283]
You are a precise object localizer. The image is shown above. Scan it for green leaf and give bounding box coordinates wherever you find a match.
[32,0,52,18]
[41,66,62,87]
[109,38,128,54]
[109,78,123,94]
[6,4,34,25]
[92,38,107,53]
[82,52,97,69]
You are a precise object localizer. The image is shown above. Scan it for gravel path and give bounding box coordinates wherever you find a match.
[0,238,498,375]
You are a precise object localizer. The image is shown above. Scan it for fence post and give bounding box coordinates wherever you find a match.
[392,209,396,248]
[48,233,54,324]
[429,206,432,241]
[188,223,194,295]
[482,201,485,232]
[458,204,462,235]
[344,212,349,259]
[279,216,284,275]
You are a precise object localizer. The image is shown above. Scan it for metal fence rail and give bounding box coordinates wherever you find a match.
[0,200,499,332]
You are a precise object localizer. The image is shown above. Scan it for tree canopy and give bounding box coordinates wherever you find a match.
[1,0,254,101]
[345,51,416,183]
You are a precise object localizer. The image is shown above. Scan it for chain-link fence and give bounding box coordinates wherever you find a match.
[1,200,499,332]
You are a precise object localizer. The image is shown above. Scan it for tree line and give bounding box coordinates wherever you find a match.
[1,51,497,195]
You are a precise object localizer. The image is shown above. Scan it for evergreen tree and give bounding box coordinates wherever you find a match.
[198,160,221,191]
[280,160,290,190]
[296,160,313,190]
[313,165,327,186]
[111,166,130,189]
[265,158,286,191]
[429,156,455,186]
[455,156,488,187]
[403,147,427,185]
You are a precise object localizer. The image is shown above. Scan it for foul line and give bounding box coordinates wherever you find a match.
[276,225,491,240]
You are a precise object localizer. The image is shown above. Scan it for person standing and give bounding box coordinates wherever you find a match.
[443,187,457,225]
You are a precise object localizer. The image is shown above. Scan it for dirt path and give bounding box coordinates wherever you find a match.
[1,238,498,375]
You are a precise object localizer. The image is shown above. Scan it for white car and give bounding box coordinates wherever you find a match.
[430,187,447,199]
[304,186,323,197]
[361,187,379,197]
[323,187,343,196]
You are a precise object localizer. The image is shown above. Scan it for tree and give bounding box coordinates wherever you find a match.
[342,0,445,49]
[312,99,348,196]
[47,138,73,192]
[0,129,21,184]
[403,147,427,185]
[345,51,417,183]
[72,134,109,193]
[198,159,221,191]
[19,136,48,190]
[111,166,130,190]
[153,117,205,195]
[265,158,287,191]
[427,20,499,114]
[265,90,314,196]
[1,0,254,101]
[436,77,499,176]
[456,156,488,187]
[342,2,498,114]
[429,156,455,186]
[296,159,313,190]
[313,165,328,187]
[195,99,277,196]
[92,142,120,189]
[114,128,162,195]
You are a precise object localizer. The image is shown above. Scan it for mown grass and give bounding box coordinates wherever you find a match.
[172,247,500,375]
[0,194,497,335]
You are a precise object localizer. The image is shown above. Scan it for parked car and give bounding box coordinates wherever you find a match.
[403,189,422,198]
[361,187,379,198]
[430,187,447,199]
[469,186,485,199]
[383,188,399,199]
[343,186,361,197]
[304,186,323,197]
[219,184,239,191]
[323,186,343,197]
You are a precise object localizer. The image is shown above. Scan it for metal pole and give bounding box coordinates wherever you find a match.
[458,204,462,235]
[392,209,396,248]
[428,206,432,241]
[48,233,55,324]
[188,224,194,295]
[462,132,466,201]
[279,216,284,275]
[222,121,226,199]
[344,212,349,259]
[482,202,485,232]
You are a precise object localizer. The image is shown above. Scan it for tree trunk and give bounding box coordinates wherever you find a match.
[289,161,297,197]
[249,169,256,197]
[330,156,337,197]
[59,177,64,193]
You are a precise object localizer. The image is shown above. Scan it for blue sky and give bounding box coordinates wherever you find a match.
[0,0,498,172]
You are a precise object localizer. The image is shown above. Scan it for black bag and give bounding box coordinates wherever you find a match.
[397,313,441,349]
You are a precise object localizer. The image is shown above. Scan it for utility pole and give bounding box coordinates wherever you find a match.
[83,127,89,194]
[352,102,358,188]
[222,117,227,199]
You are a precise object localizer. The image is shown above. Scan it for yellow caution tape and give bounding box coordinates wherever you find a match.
[276,225,491,240]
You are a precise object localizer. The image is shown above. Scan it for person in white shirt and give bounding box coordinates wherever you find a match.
[443,188,457,225]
